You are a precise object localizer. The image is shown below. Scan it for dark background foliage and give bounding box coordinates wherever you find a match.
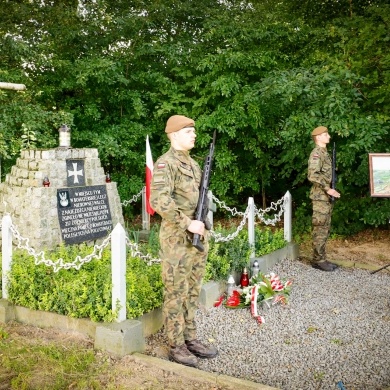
[1,0,389,235]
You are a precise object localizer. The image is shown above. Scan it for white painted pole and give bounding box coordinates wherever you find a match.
[2,215,13,299]
[111,223,127,322]
[207,190,216,229]
[141,186,150,231]
[248,197,255,258]
[284,191,292,243]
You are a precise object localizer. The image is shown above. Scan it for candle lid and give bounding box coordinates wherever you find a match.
[227,275,235,284]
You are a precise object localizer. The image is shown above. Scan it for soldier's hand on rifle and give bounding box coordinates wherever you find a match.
[188,220,205,236]
[327,188,340,198]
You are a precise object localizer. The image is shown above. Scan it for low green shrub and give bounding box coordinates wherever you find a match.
[204,225,286,282]
[5,244,163,322]
[1,224,285,321]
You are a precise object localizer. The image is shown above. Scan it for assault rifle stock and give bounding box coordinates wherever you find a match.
[192,131,216,252]
[331,142,337,203]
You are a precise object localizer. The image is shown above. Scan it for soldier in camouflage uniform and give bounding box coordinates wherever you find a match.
[150,115,218,367]
[308,126,341,272]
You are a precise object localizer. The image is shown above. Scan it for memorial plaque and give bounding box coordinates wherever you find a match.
[66,159,85,187]
[57,185,113,244]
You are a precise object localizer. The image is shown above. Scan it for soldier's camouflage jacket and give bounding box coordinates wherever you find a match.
[150,147,202,237]
[308,145,332,202]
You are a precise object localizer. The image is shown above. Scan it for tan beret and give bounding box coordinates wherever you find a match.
[165,115,195,134]
[311,126,328,136]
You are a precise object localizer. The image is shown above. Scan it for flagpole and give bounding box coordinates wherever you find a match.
[142,186,150,231]
[143,135,155,231]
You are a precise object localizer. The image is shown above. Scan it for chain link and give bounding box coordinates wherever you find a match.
[211,193,245,217]
[125,237,161,265]
[254,196,285,226]
[1,192,286,269]
[9,222,112,273]
[210,205,250,242]
[210,194,285,242]
[121,190,142,207]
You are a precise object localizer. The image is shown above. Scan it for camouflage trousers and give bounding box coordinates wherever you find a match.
[159,229,209,347]
[311,200,333,263]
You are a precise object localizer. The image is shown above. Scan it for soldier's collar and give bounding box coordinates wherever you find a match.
[171,147,191,161]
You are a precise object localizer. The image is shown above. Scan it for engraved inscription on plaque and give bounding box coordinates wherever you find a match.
[57,185,113,245]
[66,159,85,187]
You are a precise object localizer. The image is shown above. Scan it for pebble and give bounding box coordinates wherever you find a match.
[146,259,390,390]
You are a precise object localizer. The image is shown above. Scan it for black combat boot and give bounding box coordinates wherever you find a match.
[312,260,338,272]
[169,344,197,367]
[185,339,218,358]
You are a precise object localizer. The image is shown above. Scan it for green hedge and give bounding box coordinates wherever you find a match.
[204,226,286,282]
[0,225,285,322]
[1,244,163,322]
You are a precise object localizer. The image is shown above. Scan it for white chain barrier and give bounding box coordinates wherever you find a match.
[125,237,161,265]
[211,194,245,217]
[3,217,161,272]
[210,205,250,242]
[255,196,285,226]
[9,219,112,272]
[121,190,142,207]
[1,193,286,272]
[209,193,285,242]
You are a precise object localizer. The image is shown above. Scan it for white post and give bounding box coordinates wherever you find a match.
[141,186,150,231]
[207,190,216,229]
[248,197,255,258]
[2,215,13,299]
[284,191,292,243]
[111,223,127,322]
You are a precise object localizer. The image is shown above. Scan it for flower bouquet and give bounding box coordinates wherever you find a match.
[214,272,292,324]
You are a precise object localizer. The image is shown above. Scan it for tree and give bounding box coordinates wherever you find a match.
[0,0,389,232]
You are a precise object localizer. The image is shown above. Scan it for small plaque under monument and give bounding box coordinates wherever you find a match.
[57,185,113,245]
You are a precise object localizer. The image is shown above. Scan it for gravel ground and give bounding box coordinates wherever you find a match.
[146,259,390,390]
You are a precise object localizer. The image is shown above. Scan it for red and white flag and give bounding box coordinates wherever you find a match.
[145,135,155,215]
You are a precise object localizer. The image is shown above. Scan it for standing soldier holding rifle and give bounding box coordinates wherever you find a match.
[150,115,218,367]
[308,126,341,272]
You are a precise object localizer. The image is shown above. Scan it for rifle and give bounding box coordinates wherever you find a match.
[331,142,337,203]
[192,131,217,252]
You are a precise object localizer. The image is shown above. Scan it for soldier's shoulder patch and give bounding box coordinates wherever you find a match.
[157,162,166,169]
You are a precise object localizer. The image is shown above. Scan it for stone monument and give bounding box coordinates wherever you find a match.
[0,128,124,250]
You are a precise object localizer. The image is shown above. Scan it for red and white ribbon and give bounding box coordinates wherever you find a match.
[250,285,265,325]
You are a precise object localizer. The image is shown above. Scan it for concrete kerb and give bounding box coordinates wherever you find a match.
[129,353,279,390]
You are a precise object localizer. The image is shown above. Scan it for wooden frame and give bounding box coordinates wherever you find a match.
[369,153,390,197]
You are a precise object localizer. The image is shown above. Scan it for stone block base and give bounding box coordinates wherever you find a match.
[199,281,224,308]
[94,320,145,356]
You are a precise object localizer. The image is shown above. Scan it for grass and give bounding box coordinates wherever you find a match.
[0,323,112,390]
[0,322,215,390]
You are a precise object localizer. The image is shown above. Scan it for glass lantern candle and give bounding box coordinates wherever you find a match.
[240,267,249,287]
[226,275,235,297]
[252,260,260,279]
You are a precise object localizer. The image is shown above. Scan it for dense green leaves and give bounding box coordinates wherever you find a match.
[0,0,389,233]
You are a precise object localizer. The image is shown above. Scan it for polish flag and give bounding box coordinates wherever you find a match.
[146,135,155,215]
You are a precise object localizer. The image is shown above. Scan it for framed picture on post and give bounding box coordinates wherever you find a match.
[369,153,390,197]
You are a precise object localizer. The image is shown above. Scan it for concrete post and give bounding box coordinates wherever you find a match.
[111,223,127,322]
[284,191,292,243]
[248,197,255,258]
[2,215,13,299]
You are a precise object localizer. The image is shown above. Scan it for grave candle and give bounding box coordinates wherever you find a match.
[58,124,71,148]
